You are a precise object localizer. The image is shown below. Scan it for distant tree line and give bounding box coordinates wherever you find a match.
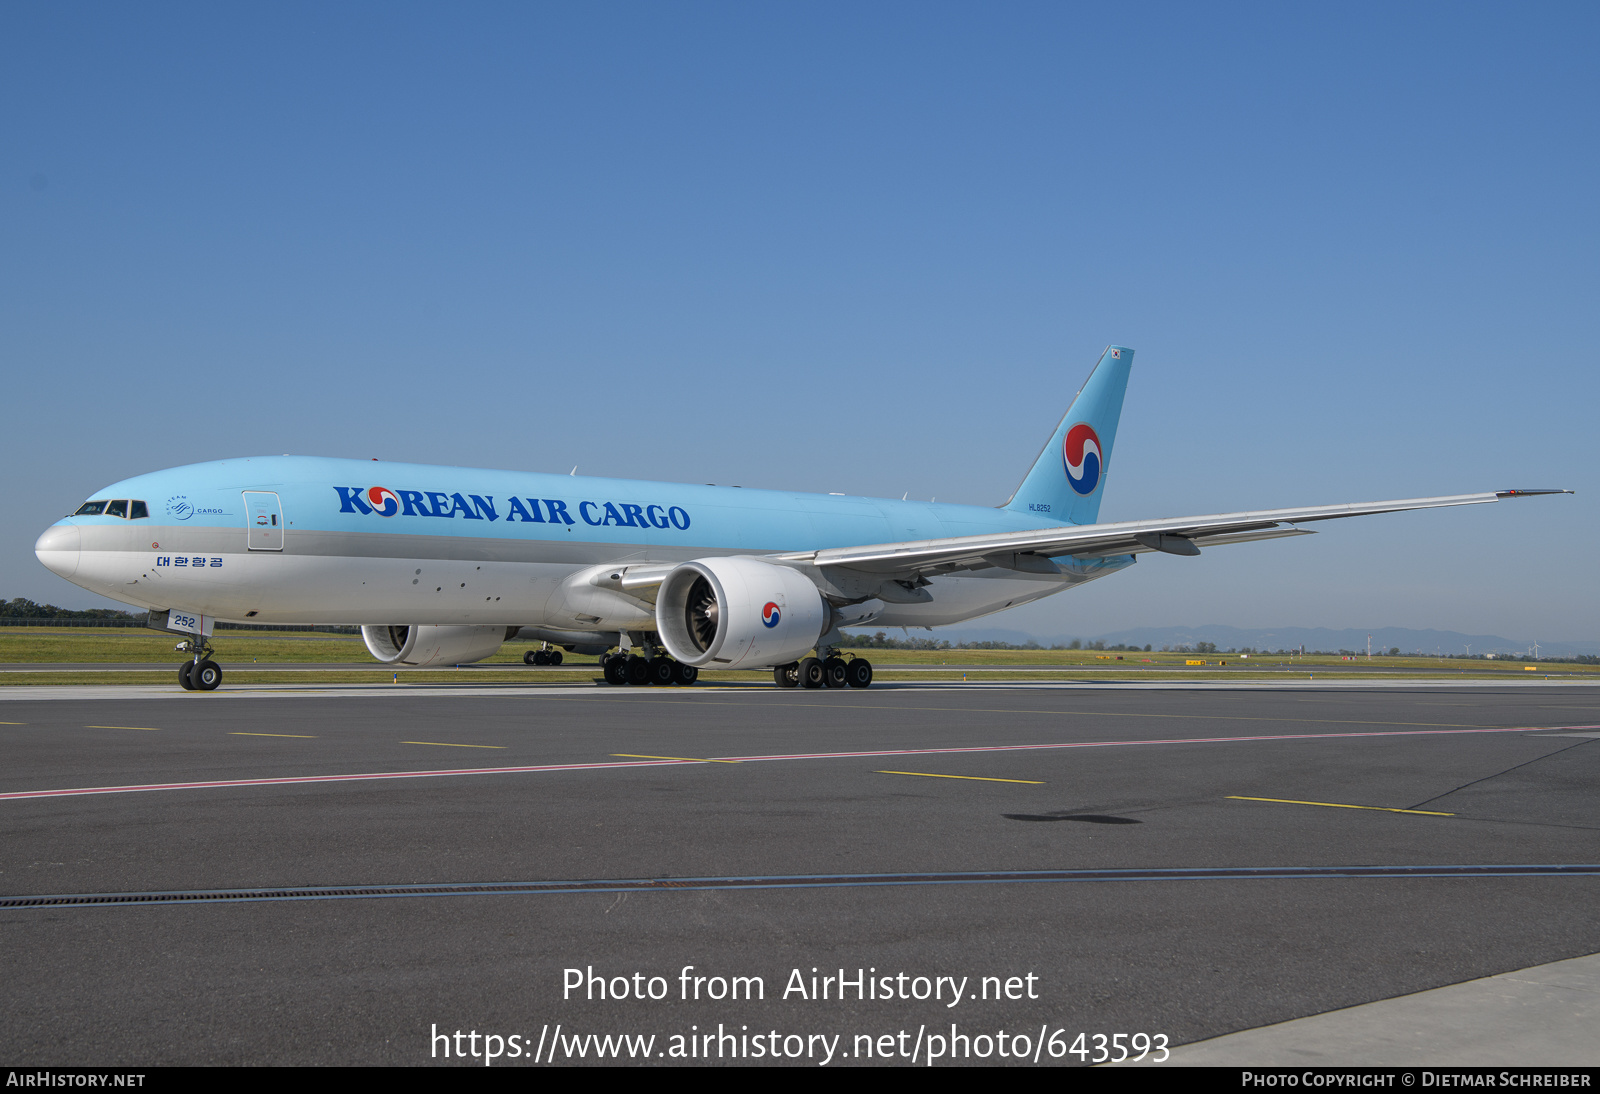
[0,598,359,633]
[839,631,1160,652]
[2,597,137,620]
[839,632,955,650]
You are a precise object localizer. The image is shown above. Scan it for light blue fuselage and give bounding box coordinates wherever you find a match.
[37,455,1132,632]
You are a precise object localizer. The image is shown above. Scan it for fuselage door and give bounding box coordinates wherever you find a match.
[243,491,284,551]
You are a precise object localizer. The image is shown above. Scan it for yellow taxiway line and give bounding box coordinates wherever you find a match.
[1226,795,1454,816]
[401,741,506,749]
[877,770,1043,784]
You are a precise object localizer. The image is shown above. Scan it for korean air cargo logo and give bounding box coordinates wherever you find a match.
[762,602,781,628]
[1063,423,1103,496]
[365,487,400,517]
[334,486,692,530]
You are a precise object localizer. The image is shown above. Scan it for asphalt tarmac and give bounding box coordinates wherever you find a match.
[2,682,1597,1066]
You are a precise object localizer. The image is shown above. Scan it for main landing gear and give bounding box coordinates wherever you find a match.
[599,651,698,687]
[523,645,564,666]
[176,638,222,691]
[774,651,872,689]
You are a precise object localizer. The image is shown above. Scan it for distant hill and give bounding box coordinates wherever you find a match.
[913,623,1598,657]
[1086,625,1595,658]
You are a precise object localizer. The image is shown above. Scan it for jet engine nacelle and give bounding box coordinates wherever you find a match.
[361,624,510,668]
[657,557,829,669]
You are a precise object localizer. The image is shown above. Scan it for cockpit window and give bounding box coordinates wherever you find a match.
[72,499,150,518]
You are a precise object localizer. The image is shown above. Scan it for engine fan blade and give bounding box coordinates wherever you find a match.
[686,576,719,652]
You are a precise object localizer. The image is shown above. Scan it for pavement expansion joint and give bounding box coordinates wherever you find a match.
[7,865,1600,910]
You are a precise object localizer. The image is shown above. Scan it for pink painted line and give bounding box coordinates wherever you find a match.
[0,758,693,801]
[3,724,1593,802]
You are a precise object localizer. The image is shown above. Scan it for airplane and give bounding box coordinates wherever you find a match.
[34,346,1569,691]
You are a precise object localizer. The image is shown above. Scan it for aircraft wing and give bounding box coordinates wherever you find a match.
[773,489,1571,578]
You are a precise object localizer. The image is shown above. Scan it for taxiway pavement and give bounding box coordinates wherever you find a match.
[2,683,1596,1065]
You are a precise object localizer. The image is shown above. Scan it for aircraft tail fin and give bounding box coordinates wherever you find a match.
[1002,345,1134,525]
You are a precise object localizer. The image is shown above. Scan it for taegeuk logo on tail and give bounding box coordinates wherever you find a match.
[1063,423,1103,495]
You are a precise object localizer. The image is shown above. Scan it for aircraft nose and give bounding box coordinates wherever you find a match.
[35,523,81,579]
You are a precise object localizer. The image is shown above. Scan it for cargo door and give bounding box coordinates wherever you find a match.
[243,491,284,550]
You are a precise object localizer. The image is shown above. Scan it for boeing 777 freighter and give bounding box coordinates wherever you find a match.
[34,347,1569,690]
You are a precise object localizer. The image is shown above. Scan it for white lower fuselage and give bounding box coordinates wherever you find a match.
[49,524,1095,633]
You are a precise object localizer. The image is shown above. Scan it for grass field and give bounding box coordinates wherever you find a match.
[0,627,1593,686]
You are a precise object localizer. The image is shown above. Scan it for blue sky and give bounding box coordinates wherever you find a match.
[3,2,1595,640]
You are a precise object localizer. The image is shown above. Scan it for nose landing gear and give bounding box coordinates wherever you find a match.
[175,638,222,691]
